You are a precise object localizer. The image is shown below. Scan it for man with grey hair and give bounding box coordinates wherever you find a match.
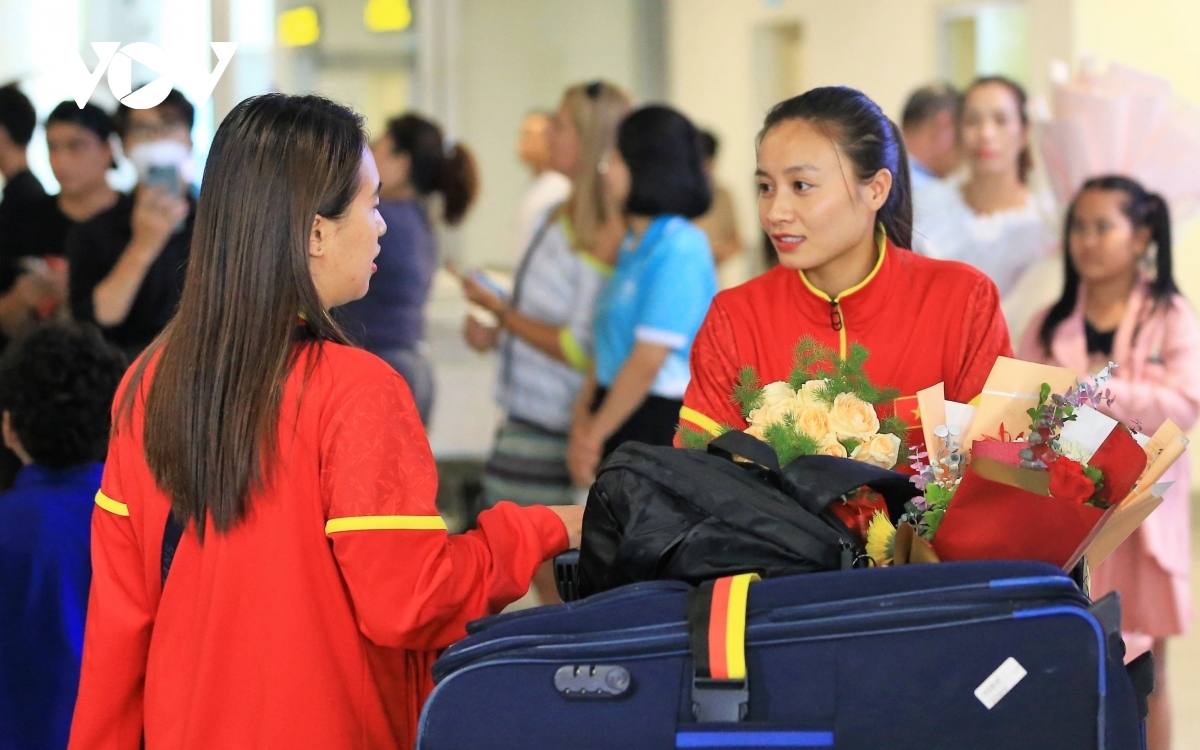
[901,82,962,190]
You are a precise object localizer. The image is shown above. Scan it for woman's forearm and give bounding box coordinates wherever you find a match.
[499,308,568,364]
[92,240,158,326]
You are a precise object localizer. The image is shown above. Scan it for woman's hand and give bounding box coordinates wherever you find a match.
[547,505,585,549]
[567,421,604,489]
[463,315,499,352]
[462,274,508,316]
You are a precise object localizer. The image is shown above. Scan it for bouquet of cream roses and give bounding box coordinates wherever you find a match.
[680,336,909,471]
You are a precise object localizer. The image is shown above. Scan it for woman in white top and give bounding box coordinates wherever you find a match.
[913,76,1055,298]
[461,81,631,603]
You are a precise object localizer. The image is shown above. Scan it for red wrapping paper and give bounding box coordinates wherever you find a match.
[931,466,1106,568]
[828,489,889,544]
[1086,426,1146,505]
[970,440,1026,466]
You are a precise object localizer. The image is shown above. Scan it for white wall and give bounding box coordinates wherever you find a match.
[454,0,638,268]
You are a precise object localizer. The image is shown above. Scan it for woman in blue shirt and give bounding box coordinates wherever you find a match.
[336,114,478,425]
[567,106,717,486]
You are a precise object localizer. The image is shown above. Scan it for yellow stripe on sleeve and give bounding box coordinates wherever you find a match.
[679,406,722,437]
[723,572,759,681]
[95,490,129,517]
[325,515,448,535]
[559,328,591,372]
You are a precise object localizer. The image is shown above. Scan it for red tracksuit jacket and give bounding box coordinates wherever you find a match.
[679,237,1013,438]
[69,343,568,749]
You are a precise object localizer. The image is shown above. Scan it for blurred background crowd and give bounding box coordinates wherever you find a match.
[1,0,1200,747]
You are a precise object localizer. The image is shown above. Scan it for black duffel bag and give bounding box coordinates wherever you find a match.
[576,431,916,598]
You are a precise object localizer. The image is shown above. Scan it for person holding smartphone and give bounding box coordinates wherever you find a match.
[1,102,119,342]
[66,89,195,360]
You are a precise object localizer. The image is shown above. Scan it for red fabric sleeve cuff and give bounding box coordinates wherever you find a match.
[519,503,571,560]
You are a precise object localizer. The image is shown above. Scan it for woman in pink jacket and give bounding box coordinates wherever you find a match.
[1017,175,1200,750]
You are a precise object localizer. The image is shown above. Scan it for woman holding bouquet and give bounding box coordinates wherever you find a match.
[1017,176,1200,750]
[679,86,1012,446]
[68,94,582,750]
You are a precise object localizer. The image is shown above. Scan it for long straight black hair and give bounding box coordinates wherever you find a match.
[120,94,364,539]
[1039,175,1178,353]
[759,86,913,249]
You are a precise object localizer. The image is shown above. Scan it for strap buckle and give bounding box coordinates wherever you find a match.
[691,676,749,723]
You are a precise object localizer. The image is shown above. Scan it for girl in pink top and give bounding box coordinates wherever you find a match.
[1017,175,1200,750]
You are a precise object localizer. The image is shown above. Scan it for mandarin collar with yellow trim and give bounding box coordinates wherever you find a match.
[787,229,896,329]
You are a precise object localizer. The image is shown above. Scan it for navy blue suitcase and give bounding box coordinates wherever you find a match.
[417,561,1147,749]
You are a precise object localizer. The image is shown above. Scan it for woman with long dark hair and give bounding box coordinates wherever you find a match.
[336,113,478,425]
[913,76,1055,298]
[678,86,1012,445]
[567,105,716,485]
[68,94,580,749]
[1017,176,1200,750]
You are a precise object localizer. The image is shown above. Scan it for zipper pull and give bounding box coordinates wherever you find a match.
[829,299,843,331]
[839,540,855,570]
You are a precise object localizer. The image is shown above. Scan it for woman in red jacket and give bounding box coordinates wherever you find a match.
[679,87,1012,441]
[68,94,581,750]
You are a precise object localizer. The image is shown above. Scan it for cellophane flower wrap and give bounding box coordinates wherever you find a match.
[871,356,1184,570]
[679,336,909,541]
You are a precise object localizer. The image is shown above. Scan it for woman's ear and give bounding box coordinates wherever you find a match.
[863,168,894,212]
[310,215,328,259]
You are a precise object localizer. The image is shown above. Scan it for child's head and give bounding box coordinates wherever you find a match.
[1040,176,1177,351]
[0,323,126,470]
[755,86,911,273]
[1066,176,1171,288]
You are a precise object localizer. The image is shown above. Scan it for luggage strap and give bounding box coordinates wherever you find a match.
[686,573,758,723]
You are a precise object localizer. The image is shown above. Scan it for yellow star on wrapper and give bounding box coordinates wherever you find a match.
[866,511,896,566]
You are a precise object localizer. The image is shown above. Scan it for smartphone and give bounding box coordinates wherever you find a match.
[469,270,511,303]
[18,257,50,278]
[144,164,182,198]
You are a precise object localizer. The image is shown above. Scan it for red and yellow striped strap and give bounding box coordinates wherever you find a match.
[688,572,759,681]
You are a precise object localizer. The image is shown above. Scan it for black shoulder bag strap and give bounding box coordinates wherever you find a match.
[161,510,186,588]
[500,205,564,388]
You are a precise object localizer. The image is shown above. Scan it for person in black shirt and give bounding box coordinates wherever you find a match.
[0,102,119,340]
[0,82,46,279]
[0,83,44,219]
[67,89,194,359]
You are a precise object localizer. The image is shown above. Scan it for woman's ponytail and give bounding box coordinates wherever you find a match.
[386,113,479,226]
[437,142,479,226]
[883,118,914,250]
